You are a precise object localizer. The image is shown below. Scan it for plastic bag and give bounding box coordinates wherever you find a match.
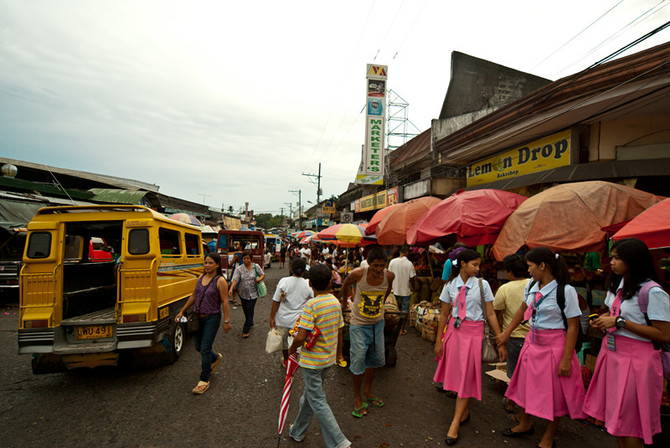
[265,328,283,354]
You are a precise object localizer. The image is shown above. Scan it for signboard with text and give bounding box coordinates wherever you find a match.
[356,64,387,186]
[466,129,572,186]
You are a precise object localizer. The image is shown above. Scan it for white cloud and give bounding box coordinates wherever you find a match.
[1,0,669,213]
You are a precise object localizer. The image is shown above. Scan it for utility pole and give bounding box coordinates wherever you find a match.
[289,189,302,229]
[302,162,322,205]
[284,202,293,218]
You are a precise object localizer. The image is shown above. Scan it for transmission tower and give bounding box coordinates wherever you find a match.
[386,89,421,151]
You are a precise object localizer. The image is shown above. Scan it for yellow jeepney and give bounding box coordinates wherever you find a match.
[18,205,204,373]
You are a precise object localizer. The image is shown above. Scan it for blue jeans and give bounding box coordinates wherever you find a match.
[289,367,350,448]
[395,295,411,314]
[349,320,385,375]
[506,337,525,380]
[193,313,221,382]
[241,298,257,333]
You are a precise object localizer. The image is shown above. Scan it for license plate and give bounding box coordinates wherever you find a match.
[76,325,113,339]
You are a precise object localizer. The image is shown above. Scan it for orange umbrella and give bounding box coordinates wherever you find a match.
[491,181,663,261]
[375,196,442,245]
[366,203,403,235]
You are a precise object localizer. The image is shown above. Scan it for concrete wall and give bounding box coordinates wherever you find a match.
[589,114,670,161]
[439,52,551,120]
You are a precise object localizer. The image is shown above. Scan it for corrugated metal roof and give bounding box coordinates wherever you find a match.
[88,188,149,205]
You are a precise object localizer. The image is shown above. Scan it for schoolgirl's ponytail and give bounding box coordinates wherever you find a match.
[447,248,480,283]
[526,247,569,284]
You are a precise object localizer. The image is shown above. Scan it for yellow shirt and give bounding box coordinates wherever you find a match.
[297,293,344,369]
[493,278,531,339]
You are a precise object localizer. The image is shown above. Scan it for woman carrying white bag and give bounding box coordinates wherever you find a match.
[269,258,313,366]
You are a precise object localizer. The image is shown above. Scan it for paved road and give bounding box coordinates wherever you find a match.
[1,265,664,447]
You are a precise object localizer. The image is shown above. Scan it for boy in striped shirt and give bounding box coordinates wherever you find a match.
[288,264,351,448]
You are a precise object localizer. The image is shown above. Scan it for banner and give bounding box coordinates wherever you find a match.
[466,129,572,186]
[356,64,387,185]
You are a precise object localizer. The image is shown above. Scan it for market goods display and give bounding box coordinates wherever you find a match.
[412,301,441,342]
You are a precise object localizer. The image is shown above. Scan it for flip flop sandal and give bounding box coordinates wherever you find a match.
[366,396,385,408]
[351,402,368,418]
[211,353,223,374]
[192,381,210,395]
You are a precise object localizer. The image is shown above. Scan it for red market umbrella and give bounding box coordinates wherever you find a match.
[366,203,403,235]
[407,189,527,246]
[612,198,670,249]
[492,181,663,260]
[167,213,202,227]
[375,196,442,245]
[278,353,300,442]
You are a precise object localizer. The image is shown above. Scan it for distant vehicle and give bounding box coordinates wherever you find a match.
[18,205,204,374]
[264,234,282,260]
[215,229,264,277]
[0,227,27,299]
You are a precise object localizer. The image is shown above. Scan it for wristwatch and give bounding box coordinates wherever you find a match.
[224,321,231,324]
[615,316,626,329]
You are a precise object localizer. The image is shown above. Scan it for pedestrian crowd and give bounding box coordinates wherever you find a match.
[177,236,670,448]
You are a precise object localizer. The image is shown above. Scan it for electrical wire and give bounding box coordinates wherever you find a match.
[531,0,624,71]
[553,0,669,77]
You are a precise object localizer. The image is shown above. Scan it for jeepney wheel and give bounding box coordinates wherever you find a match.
[169,322,185,363]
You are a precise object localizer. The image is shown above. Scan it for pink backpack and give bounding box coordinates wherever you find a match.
[637,281,670,379]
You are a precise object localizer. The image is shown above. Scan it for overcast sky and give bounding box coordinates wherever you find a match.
[1,0,669,215]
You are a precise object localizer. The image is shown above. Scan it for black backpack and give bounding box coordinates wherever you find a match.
[527,280,585,351]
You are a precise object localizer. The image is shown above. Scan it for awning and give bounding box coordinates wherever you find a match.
[465,158,670,191]
[88,188,150,205]
[0,198,45,229]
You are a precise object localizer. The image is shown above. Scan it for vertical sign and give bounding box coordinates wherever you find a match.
[356,64,387,185]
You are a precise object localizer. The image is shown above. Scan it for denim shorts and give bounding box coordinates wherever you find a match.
[349,320,385,375]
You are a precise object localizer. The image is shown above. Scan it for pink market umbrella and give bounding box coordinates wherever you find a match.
[407,189,527,246]
[167,213,202,227]
[612,198,670,249]
[277,353,300,445]
[375,196,442,245]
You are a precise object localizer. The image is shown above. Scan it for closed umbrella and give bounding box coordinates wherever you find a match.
[277,353,300,446]
[612,198,670,249]
[407,189,527,246]
[492,181,663,260]
[375,196,442,245]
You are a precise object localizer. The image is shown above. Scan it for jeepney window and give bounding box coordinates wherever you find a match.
[128,229,149,255]
[217,234,228,250]
[27,232,51,259]
[64,235,84,261]
[159,228,181,256]
[185,233,200,256]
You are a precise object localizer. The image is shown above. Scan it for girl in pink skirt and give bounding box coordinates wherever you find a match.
[496,247,585,448]
[434,249,504,446]
[585,238,670,447]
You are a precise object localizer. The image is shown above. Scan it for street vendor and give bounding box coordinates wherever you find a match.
[340,246,394,418]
